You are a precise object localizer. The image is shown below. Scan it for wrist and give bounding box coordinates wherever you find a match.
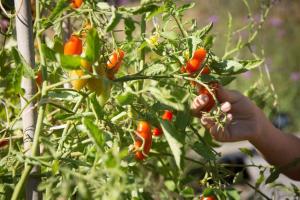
[249,110,275,146]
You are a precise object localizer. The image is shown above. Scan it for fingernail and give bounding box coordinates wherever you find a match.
[201,95,208,102]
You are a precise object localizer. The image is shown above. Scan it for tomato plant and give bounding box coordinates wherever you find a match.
[0,0,289,199]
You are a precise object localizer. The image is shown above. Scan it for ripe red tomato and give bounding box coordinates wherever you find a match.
[70,0,83,9]
[0,139,9,148]
[180,65,186,73]
[64,35,82,55]
[200,66,211,75]
[107,49,125,70]
[152,127,163,136]
[135,122,152,161]
[186,58,201,74]
[162,110,173,121]
[197,82,219,112]
[193,47,207,62]
[134,140,145,160]
[137,121,151,134]
[201,196,216,200]
[36,70,42,86]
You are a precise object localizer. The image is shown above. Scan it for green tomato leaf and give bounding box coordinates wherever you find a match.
[116,92,135,106]
[49,0,68,22]
[41,44,56,61]
[144,63,166,76]
[60,54,81,70]
[160,119,185,170]
[224,188,241,200]
[83,118,104,151]
[192,141,216,160]
[265,167,280,184]
[149,87,184,111]
[85,28,101,63]
[239,147,253,157]
[124,17,135,41]
[106,8,122,32]
[175,106,191,131]
[11,47,35,78]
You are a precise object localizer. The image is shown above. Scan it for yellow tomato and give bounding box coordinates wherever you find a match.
[69,59,92,91]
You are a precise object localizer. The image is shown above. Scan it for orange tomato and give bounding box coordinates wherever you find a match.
[200,66,211,75]
[162,110,173,121]
[70,0,83,9]
[135,121,152,161]
[197,82,219,112]
[152,127,163,137]
[186,58,201,74]
[107,49,125,70]
[201,196,216,200]
[193,47,207,62]
[64,35,82,55]
[137,121,151,134]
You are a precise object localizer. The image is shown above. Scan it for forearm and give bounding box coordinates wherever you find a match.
[250,119,300,180]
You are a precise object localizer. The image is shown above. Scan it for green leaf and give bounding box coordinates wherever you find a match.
[53,36,64,54]
[41,44,56,61]
[90,94,104,120]
[146,5,165,20]
[196,22,213,39]
[202,188,215,197]
[83,118,104,151]
[265,167,280,184]
[177,3,195,14]
[192,141,216,160]
[164,180,176,191]
[175,107,191,131]
[106,9,122,32]
[124,18,135,41]
[85,28,101,63]
[132,4,159,15]
[256,170,265,186]
[11,47,34,78]
[160,31,177,40]
[49,0,68,21]
[60,54,81,70]
[239,59,264,70]
[224,188,240,200]
[149,87,184,111]
[233,171,244,184]
[96,2,110,10]
[116,92,135,106]
[160,119,184,170]
[144,64,166,76]
[187,36,202,58]
[239,147,253,157]
[180,186,194,198]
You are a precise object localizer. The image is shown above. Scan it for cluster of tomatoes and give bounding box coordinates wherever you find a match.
[181,48,219,112]
[62,34,125,97]
[134,110,173,161]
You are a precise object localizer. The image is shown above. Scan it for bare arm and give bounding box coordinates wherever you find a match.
[191,87,300,180]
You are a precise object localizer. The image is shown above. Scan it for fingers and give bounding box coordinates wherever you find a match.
[208,113,233,142]
[191,94,209,118]
[216,86,242,104]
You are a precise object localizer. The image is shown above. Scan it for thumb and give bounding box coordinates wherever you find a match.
[216,86,242,103]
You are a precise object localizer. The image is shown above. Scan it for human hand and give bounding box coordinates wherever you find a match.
[191,86,268,142]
